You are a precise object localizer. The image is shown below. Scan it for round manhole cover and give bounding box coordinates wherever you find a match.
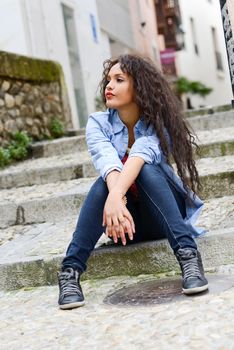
[103,275,234,306]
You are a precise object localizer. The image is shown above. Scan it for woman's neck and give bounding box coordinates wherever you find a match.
[117,104,140,129]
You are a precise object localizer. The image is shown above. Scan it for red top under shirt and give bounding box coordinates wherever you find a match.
[121,151,139,202]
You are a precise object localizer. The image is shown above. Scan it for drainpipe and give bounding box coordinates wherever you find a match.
[219,0,234,107]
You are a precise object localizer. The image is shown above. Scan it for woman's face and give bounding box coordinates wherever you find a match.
[104,63,135,110]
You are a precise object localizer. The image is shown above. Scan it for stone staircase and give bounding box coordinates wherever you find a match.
[0,106,234,291]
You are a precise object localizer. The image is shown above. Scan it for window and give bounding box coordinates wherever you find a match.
[190,17,199,55]
[167,0,175,8]
[211,27,223,71]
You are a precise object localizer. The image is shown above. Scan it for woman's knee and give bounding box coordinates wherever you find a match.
[88,176,108,199]
[137,163,162,183]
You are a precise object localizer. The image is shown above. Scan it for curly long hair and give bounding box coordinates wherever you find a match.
[99,54,201,195]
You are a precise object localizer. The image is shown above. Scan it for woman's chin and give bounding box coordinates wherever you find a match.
[106,101,117,109]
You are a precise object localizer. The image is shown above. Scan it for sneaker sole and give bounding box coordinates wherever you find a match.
[182,283,209,295]
[59,301,85,310]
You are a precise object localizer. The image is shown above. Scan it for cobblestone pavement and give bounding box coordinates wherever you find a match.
[0,266,234,350]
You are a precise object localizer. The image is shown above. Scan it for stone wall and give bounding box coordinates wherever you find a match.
[0,51,72,146]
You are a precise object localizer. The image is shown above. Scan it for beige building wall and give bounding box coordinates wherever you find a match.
[128,0,160,65]
[227,0,234,31]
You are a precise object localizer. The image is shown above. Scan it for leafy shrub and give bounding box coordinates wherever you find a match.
[8,131,32,160]
[49,118,65,138]
[174,77,213,98]
[0,131,32,168]
[12,131,32,147]
[0,147,11,167]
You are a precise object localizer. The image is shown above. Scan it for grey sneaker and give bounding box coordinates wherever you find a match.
[175,248,209,295]
[58,267,85,310]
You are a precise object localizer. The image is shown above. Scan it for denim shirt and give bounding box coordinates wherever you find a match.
[86,108,205,237]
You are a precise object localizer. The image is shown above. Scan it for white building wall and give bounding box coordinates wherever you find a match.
[100,31,112,63]
[0,0,105,128]
[96,0,134,49]
[0,0,28,54]
[73,0,104,116]
[176,0,233,108]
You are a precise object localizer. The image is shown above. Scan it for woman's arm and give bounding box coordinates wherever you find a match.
[106,170,120,191]
[103,156,145,245]
[86,115,123,180]
[110,156,145,197]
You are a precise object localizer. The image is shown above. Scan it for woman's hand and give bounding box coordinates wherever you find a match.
[105,216,135,245]
[103,191,135,245]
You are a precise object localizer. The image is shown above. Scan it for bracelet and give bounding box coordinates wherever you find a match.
[122,195,127,206]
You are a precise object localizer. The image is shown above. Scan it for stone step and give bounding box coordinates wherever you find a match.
[1,128,234,190]
[197,127,234,158]
[188,109,234,131]
[29,134,87,158]
[28,109,233,159]
[1,193,233,249]
[186,104,232,118]
[0,190,233,290]
[0,225,233,291]
[196,155,234,199]
[0,177,95,229]
[0,155,233,228]
[0,151,97,189]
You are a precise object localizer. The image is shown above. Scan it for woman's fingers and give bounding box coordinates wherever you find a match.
[112,216,127,245]
[123,218,134,241]
[123,208,135,233]
[104,207,135,246]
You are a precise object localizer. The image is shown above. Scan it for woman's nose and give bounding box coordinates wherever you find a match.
[106,81,113,90]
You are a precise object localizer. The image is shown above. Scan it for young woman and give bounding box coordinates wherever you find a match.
[58,54,208,310]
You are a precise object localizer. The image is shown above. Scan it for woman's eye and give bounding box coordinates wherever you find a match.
[116,78,124,82]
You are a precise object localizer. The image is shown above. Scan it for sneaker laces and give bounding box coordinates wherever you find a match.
[182,257,202,279]
[58,269,82,298]
[177,249,202,279]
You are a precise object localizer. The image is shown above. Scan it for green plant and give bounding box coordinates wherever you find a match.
[174,77,213,99]
[8,131,32,160]
[174,77,191,95]
[49,118,65,138]
[12,131,32,147]
[189,81,213,97]
[0,131,32,168]
[0,147,11,167]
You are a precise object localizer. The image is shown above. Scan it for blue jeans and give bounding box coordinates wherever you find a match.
[62,164,197,273]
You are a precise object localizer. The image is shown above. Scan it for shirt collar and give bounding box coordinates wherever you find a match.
[110,109,125,134]
[109,109,146,135]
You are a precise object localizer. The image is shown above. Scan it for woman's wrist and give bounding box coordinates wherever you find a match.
[108,188,127,205]
[122,195,127,206]
[109,187,125,197]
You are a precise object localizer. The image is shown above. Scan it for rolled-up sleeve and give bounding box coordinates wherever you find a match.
[86,116,123,180]
[129,135,162,164]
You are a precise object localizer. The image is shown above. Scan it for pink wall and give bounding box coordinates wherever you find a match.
[128,0,161,67]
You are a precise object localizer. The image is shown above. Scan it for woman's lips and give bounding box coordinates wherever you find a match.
[105,92,114,98]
